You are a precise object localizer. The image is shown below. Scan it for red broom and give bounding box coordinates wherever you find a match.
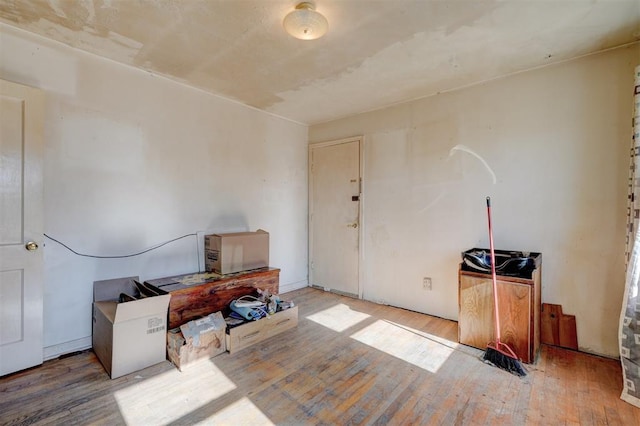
[482,196,527,377]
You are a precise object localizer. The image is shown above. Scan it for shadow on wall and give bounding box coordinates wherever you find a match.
[204,213,250,234]
[85,213,252,281]
[197,212,252,271]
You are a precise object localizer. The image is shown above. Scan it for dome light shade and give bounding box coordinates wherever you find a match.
[283,2,328,40]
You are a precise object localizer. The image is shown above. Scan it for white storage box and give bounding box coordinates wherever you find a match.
[226,306,298,354]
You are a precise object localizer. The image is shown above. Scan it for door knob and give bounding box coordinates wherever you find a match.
[347,223,358,228]
[25,241,38,251]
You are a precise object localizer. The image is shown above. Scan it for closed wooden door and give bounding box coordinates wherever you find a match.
[309,138,361,297]
[0,79,45,376]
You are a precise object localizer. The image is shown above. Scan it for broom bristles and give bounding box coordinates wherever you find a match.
[483,346,527,377]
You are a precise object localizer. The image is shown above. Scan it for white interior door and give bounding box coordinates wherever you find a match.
[0,79,45,376]
[309,137,361,297]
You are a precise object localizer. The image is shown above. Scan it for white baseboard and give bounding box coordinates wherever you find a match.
[43,336,92,361]
[279,279,308,294]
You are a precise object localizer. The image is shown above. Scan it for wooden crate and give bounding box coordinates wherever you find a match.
[226,306,298,354]
[167,312,226,371]
[458,259,541,364]
[146,268,279,329]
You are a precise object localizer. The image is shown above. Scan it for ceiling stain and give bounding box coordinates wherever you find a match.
[0,0,638,124]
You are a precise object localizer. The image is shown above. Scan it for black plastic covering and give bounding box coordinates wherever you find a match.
[461,248,539,279]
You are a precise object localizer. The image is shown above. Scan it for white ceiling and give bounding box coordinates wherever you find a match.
[1,1,639,125]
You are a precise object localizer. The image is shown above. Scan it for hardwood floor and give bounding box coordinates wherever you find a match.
[1,287,638,425]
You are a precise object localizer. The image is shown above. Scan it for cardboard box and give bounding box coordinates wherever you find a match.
[226,306,298,354]
[167,311,226,371]
[205,229,269,274]
[92,276,170,379]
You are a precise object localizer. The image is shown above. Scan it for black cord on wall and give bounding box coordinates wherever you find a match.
[44,232,201,271]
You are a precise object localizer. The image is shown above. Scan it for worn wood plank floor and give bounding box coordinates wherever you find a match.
[1,287,638,425]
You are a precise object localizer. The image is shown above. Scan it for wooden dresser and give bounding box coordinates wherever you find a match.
[145,267,279,329]
[458,253,541,364]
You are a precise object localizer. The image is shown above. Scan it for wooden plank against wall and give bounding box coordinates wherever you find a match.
[541,303,578,350]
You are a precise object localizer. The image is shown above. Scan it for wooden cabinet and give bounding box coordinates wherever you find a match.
[458,256,541,364]
[145,268,279,329]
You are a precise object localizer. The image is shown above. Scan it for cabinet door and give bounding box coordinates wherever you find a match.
[459,274,532,362]
[459,275,493,350]
[497,279,532,362]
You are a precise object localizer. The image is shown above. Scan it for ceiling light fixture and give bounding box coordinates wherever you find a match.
[283,2,328,40]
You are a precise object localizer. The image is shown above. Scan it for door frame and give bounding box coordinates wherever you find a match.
[308,135,365,299]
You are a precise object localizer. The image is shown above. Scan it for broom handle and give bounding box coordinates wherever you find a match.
[486,196,501,343]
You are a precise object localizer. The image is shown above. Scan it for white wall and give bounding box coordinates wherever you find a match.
[310,44,639,358]
[0,25,309,358]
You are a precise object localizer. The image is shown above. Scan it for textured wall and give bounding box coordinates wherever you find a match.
[0,25,309,357]
[310,44,640,358]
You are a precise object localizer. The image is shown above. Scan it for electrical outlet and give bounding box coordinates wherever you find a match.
[423,277,432,290]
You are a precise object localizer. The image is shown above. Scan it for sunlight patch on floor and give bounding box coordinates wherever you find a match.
[306,303,371,332]
[350,320,457,373]
[197,396,275,425]
[114,361,236,424]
